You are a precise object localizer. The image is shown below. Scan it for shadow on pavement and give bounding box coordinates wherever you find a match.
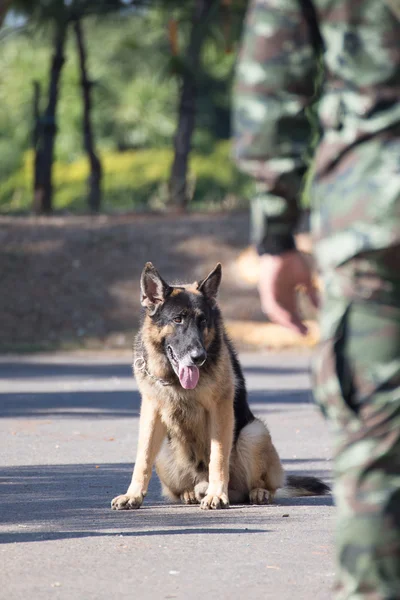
[0,390,141,419]
[0,462,332,545]
[0,462,275,544]
[0,362,133,380]
[0,389,314,420]
[0,359,331,544]
[242,366,310,376]
[0,361,308,380]
[0,527,270,544]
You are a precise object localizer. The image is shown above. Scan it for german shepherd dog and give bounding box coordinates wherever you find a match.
[111,263,329,510]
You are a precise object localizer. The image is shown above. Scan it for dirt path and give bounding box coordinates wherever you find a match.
[0,212,316,352]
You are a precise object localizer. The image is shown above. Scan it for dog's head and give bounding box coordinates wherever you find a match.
[140,262,222,390]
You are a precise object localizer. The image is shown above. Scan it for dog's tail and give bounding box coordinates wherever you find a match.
[279,474,330,497]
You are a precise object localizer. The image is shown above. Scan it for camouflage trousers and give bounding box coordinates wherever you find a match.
[313,246,400,599]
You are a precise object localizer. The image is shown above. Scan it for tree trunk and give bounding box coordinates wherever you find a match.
[169,0,216,212]
[33,20,67,214]
[32,81,41,149]
[74,18,102,213]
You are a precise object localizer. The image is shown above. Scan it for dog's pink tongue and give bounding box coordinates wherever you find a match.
[178,364,200,389]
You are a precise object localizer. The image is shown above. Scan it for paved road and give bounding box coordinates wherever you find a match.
[0,352,334,600]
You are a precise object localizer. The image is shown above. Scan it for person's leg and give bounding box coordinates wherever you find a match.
[313,247,400,599]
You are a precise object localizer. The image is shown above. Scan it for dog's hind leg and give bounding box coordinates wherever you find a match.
[230,418,285,505]
[160,481,180,502]
[156,438,201,503]
[194,481,208,502]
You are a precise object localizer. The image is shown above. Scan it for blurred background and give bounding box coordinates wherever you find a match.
[1,0,251,214]
[0,0,316,354]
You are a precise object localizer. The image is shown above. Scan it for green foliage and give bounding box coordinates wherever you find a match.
[0,4,250,212]
[0,142,252,212]
[0,12,177,176]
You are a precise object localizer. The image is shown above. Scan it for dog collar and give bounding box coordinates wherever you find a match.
[134,356,174,386]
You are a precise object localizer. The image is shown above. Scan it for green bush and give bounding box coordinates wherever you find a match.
[0,142,253,213]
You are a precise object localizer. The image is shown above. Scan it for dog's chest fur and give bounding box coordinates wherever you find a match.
[159,393,211,464]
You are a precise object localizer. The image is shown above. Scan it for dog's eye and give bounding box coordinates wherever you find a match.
[173,316,182,324]
[199,318,207,328]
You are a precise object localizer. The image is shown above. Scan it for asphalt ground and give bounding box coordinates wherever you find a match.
[0,352,334,600]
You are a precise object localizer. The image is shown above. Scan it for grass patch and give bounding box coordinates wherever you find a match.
[0,142,253,213]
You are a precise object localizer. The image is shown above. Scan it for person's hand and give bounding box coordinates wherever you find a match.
[258,251,319,336]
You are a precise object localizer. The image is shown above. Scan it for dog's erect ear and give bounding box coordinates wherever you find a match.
[140,262,171,314]
[197,263,222,302]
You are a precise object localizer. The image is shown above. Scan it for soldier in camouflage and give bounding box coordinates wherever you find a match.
[233,1,400,598]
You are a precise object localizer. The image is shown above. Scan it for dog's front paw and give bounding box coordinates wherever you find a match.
[111,492,143,510]
[200,493,229,510]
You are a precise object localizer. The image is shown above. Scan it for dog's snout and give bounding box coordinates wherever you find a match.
[190,348,207,366]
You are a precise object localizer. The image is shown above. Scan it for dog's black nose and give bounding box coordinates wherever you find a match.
[190,348,207,366]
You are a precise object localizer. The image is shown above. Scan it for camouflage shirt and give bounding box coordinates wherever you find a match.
[233,0,400,270]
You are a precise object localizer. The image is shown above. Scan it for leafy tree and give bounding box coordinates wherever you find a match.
[168,0,218,212]
[0,0,249,213]
[168,0,247,211]
[34,15,68,213]
[9,0,129,213]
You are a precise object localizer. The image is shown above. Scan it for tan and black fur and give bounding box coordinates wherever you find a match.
[111,262,329,511]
